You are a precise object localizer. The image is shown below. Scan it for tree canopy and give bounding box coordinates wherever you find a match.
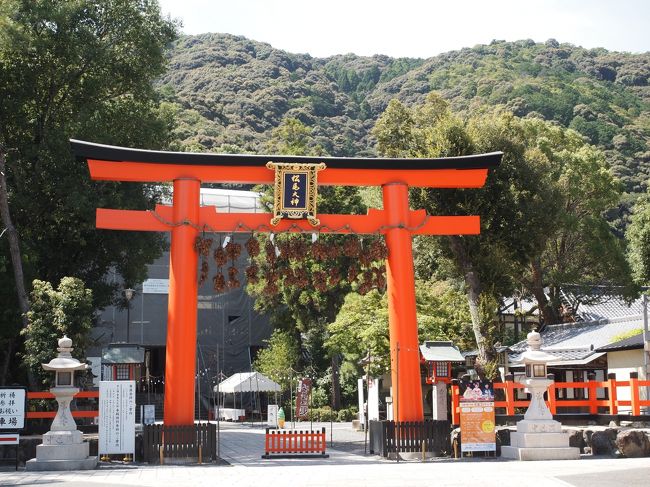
[372,93,631,374]
[0,0,177,384]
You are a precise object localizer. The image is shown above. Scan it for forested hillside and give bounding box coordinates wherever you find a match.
[161,34,650,205]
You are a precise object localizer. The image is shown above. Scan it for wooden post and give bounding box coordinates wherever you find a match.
[505,373,516,416]
[547,373,557,415]
[630,371,640,416]
[450,380,460,425]
[587,372,598,414]
[608,372,618,415]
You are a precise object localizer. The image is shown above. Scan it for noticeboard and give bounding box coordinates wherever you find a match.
[0,387,26,432]
[459,380,495,452]
[143,404,155,425]
[98,381,136,455]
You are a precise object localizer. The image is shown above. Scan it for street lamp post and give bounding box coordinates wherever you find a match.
[124,288,135,343]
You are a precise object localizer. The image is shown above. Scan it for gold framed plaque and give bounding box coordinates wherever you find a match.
[266,162,326,226]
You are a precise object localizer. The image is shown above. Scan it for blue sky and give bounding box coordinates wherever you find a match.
[158,0,650,58]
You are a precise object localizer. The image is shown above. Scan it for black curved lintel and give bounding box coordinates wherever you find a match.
[71,139,502,170]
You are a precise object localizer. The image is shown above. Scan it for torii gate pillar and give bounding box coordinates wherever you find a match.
[383,182,423,421]
[165,178,200,425]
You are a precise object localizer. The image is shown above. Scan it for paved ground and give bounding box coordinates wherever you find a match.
[1,422,649,486]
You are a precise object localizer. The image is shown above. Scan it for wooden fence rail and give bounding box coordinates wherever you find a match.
[262,427,328,458]
[26,391,99,419]
[143,423,217,464]
[451,372,650,425]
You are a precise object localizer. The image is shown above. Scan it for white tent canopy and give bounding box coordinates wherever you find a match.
[214,371,281,394]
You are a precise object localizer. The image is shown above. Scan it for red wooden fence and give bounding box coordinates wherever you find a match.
[26,391,99,419]
[262,427,328,458]
[451,372,650,425]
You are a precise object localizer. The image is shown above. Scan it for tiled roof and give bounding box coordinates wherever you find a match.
[561,291,643,322]
[596,332,645,352]
[420,341,465,362]
[500,297,539,315]
[509,315,644,364]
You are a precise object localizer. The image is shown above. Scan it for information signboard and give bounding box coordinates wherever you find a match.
[459,380,495,452]
[0,387,26,431]
[143,404,155,425]
[142,278,169,294]
[267,404,278,428]
[99,381,136,456]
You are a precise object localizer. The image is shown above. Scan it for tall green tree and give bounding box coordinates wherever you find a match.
[253,329,300,392]
[516,119,634,324]
[0,1,177,384]
[627,193,650,285]
[326,280,473,399]
[373,94,558,376]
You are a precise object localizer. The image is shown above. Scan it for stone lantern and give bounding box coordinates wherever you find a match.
[26,336,98,471]
[501,330,579,461]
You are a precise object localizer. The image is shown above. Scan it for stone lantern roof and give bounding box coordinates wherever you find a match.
[515,330,556,365]
[42,336,88,372]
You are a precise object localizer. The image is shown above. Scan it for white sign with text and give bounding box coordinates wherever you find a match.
[0,388,25,431]
[99,381,136,455]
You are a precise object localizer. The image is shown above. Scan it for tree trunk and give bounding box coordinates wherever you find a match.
[0,338,14,386]
[330,354,340,410]
[530,259,560,329]
[0,146,29,326]
[448,236,494,377]
[0,145,35,389]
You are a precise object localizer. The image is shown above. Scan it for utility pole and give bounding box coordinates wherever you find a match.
[642,293,650,410]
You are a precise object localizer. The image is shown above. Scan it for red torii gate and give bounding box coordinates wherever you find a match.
[72,139,501,426]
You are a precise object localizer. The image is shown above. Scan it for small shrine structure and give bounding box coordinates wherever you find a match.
[420,341,464,420]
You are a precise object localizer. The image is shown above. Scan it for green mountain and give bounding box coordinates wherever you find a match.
[160,34,650,198]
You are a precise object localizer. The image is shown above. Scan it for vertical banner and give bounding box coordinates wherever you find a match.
[459,379,495,453]
[368,378,380,421]
[295,378,312,420]
[99,381,136,456]
[357,378,365,426]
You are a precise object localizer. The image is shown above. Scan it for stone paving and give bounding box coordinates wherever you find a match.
[1,422,650,486]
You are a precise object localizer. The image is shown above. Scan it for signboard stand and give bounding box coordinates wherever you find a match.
[0,385,26,470]
[99,381,136,461]
[458,380,496,456]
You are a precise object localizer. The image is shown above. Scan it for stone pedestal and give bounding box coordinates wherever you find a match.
[26,429,97,471]
[501,419,580,461]
[26,387,97,470]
